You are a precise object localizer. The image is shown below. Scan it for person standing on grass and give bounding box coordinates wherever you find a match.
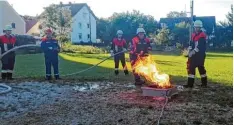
[130,28,152,86]
[110,30,129,75]
[41,29,61,80]
[184,20,207,88]
[0,25,16,80]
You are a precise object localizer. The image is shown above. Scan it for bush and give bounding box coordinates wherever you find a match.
[62,42,107,54]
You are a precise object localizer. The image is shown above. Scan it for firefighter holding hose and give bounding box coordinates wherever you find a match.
[0,25,17,80]
[41,29,61,80]
[130,28,152,86]
[184,20,207,88]
[110,30,129,75]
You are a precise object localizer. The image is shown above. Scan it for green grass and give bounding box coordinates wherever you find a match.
[13,52,232,85]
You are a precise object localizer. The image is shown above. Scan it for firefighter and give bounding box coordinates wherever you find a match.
[184,20,207,88]
[130,28,152,85]
[110,30,129,75]
[41,29,61,80]
[0,25,16,80]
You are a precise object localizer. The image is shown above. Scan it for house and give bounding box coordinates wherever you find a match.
[28,2,97,43]
[0,1,26,35]
[159,16,216,35]
[26,20,42,36]
[64,3,97,43]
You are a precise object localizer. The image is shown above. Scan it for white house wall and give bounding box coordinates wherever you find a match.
[0,2,3,35]
[71,6,96,43]
[0,1,25,35]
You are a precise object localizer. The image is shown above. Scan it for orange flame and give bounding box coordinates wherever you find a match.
[133,55,171,88]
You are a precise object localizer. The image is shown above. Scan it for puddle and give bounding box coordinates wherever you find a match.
[73,83,100,92]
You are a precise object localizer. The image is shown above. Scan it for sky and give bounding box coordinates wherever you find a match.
[5,0,233,22]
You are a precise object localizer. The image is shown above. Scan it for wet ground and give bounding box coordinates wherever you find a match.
[0,81,232,125]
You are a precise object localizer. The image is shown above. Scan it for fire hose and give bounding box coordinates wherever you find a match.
[0,44,127,94]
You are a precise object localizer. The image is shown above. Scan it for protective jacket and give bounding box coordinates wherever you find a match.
[41,37,60,79]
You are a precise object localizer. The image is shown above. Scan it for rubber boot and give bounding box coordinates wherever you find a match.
[200,77,207,88]
[55,75,61,80]
[1,73,7,81]
[183,78,194,88]
[124,70,129,75]
[115,70,119,75]
[135,79,144,93]
[46,75,52,81]
[7,73,13,80]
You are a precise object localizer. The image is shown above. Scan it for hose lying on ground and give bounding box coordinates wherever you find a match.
[0,84,12,94]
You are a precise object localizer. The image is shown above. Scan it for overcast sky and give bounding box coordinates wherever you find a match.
[5,0,233,22]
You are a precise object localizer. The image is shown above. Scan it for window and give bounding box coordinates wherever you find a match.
[87,34,90,39]
[79,23,82,29]
[79,33,82,40]
[87,24,90,28]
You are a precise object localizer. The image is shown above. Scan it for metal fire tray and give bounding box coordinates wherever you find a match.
[141,85,178,98]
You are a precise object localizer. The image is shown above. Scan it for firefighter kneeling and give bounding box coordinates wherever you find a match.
[110,30,129,75]
[130,28,152,86]
[184,20,207,88]
[41,29,61,80]
[0,25,16,80]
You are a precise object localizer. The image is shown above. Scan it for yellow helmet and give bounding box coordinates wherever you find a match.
[4,25,13,31]
[194,20,203,28]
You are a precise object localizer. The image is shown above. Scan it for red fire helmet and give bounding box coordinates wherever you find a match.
[45,28,52,34]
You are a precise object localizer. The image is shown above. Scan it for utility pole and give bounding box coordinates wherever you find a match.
[189,0,194,45]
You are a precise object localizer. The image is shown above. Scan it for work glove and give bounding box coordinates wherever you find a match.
[188,46,192,51]
[188,50,196,58]
[110,50,114,57]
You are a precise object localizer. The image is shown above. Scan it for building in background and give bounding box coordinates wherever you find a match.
[67,3,97,43]
[0,1,25,35]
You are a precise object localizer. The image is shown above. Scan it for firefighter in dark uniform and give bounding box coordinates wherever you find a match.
[130,28,152,86]
[110,30,129,75]
[0,25,16,80]
[41,29,61,80]
[184,20,207,88]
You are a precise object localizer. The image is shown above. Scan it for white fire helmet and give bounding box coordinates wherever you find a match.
[136,28,146,34]
[116,30,123,35]
[194,20,203,28]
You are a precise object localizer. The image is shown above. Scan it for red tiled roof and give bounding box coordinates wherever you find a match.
[25,19,37,32]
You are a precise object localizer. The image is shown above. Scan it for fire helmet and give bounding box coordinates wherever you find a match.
[116,30,123,35]
[4,25,13,31]
[45,28,52,34]
[194,20,203,28]
[136,28,146,34]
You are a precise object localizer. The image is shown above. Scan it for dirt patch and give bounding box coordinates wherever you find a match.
[0,81,232,125]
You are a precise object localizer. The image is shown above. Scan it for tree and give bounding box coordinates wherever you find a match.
[167,11,187,18]
[96,18,112,45]
[96,10,158,43]
[226,4,233,26]
[156,28,170,45]
[171,22,190,47]
[39,4,72,43]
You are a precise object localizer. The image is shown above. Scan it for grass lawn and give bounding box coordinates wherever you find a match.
[13,51,233,86]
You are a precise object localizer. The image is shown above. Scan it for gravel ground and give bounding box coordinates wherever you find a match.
[0,81,232,125]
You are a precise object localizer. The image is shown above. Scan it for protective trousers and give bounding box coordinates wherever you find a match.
[114,53,127,70]
[187,54,207,87]
[45,55,59,79]
[1,53,15,80]
[130,54,142,85]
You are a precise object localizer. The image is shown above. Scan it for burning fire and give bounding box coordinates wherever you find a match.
[133,55,171,88]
